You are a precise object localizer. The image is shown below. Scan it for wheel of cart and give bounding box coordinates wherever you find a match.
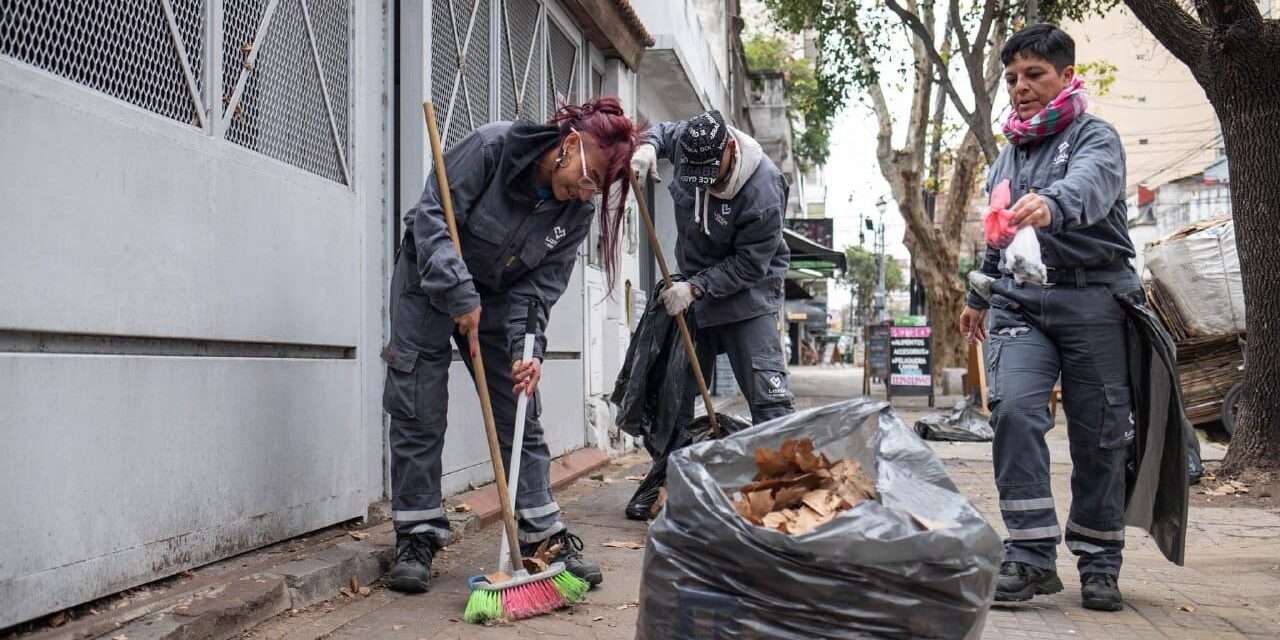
[1220,336,1247,437]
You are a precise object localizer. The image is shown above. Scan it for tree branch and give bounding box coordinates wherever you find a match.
[884,0,976,126]
[949,0,974,64]
[943,131,984,240]
[854,27,896,185]
[1122,0,1210,68]
[973,0,1000,63]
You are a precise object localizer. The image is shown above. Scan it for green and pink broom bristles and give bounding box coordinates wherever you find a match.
[464,562,590,623]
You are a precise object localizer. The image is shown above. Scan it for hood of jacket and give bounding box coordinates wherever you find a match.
[501,121,562,204]
[709,127,764,201]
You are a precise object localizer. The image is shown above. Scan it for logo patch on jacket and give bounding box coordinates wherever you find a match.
[1053,141,1070,166]
[715,204,731,227]
[545,226,567,249]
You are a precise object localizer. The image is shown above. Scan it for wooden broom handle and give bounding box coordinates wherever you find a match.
[629,177,719,435]
[424,102,524,571]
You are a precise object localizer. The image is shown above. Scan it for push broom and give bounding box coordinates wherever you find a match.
[421,102,588,624]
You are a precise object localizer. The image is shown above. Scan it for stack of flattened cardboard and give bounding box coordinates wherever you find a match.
[729,439,878,535]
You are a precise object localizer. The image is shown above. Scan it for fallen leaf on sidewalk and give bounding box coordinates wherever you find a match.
[625,475,647,481]
[339,588,353,598]
[392,624,405,631]
[111,636,128,640]
[486,571,512,584]
[1179,604,1196,613]
[358,587,372,596]
[350,576,361,593]
[592,616,604,622]
[602,540,645,550]
[348,531,370,541]
[616,602,638,610]
[47,612,67,628]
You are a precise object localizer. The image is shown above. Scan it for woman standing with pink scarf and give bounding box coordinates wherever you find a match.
[958,24,1144,612]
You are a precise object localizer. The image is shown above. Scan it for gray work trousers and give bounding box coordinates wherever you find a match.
[383,252,561,546]
[986,276,1135,577]
[685,313,795,425]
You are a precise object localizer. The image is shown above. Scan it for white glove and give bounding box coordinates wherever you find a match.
[631,143,660,183]
[660,282,696,316]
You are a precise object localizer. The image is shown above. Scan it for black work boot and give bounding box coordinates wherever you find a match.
[995,561,1064,602]
[1081,573,1123,611]
[387,533,436,593]
[523,531,604,587]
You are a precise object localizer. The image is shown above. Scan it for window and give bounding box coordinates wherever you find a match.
[224,0,352,184]
[1,0,206,126]
[1,0,354,184]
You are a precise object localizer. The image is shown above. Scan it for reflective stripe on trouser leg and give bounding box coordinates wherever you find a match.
[454,296,564,547]
[988,309,1062,571]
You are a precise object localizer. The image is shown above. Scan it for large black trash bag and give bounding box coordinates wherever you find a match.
[638,399,1002,640]
[611,279,696,457]
[626,413,752,520]
[914,399,994,442]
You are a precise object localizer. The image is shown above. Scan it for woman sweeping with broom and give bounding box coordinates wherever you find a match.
[382,97,639,600]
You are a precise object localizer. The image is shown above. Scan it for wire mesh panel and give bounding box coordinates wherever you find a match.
[307,0,349,153]
[0,0,205,125]
[498,0,540,122]
[222,0,350,184]
[546,17,576,117]
[430,0,490,150]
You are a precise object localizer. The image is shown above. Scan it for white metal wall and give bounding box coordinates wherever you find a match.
[0,0,388,627]
[398,0,591,496]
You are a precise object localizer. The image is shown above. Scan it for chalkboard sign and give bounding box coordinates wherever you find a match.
[867,325,891,381]
[888,326,934,406]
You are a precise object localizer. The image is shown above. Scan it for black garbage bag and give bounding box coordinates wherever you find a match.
[638,399,1002,640]
[913,399,994,442]
[626,413,752,520]
[611,279,697,456]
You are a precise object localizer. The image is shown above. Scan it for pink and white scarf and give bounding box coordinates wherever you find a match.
[1002,76,1088,146]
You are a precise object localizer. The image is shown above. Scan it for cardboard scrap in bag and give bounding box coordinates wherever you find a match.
[729,438,878,535]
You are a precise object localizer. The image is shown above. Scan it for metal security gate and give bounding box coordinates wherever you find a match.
[428,0,582,149]
[1,0,377,628]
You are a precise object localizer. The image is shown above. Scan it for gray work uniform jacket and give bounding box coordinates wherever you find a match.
[643,122,790,328]
[396,121,592,363]
[966,113,1135,309]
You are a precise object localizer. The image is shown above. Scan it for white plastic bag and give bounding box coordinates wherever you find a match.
[1001,226,1046,285]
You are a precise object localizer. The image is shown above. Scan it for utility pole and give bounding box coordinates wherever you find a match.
[872,197,888,324]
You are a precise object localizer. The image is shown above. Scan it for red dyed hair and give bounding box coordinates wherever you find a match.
[549,97,642,290]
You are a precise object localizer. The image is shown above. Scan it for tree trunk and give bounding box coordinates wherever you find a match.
[1204,35,1280,474]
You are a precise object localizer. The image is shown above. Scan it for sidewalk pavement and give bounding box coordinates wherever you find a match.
[243,366,1280,639]
[36,366,1277,639]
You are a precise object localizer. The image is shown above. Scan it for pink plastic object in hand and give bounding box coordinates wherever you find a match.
[984,179,1017,249]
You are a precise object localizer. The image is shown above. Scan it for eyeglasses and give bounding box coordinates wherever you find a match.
[574,129,600,196]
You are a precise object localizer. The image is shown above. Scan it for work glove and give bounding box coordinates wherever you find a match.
[631,143,659,184]
[660,282,696,316]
